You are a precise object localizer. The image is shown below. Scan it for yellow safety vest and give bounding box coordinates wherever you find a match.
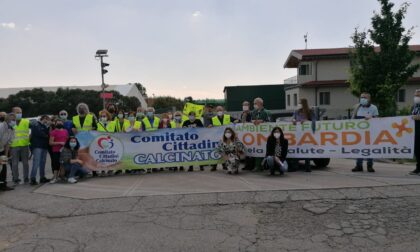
[97,121,116,132]
[123,121,141,132]
[170,120,184,129]
[142,117,160,131]
[115,119,130,133]
[72,114,93,131]
[212,115,231,126]
[11,119,30,147]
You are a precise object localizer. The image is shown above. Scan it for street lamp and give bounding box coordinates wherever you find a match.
[95,49,109,109]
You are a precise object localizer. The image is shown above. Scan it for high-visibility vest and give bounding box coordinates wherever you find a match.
[212,115,231,126]
[124,121,141,132]
[171,120,184,129]
[115,119,130,133]
[142,117,160,131]
[72,114,93,131]
[11,119,30,147]
[97,121,116,132]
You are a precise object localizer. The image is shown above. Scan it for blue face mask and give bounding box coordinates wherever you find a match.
[16,113,22,120]
[147,112,154,118]
[360,98,368,106]
[69,142,77,148]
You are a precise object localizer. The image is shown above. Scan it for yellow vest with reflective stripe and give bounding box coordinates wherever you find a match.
[11,119,30,147]
[212,115,231,126]
[142,117,160,131]
[170,120,183,129]
[97,121,116,132]
[122,120,141,132]
[72,114,93,131]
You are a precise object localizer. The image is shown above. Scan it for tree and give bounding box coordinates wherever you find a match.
[0,88,140,117]
[132,83,147,98]
[153,96,184,112]
[349,0,419,116]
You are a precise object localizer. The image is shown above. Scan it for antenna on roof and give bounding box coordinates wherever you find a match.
[304,32,308,49]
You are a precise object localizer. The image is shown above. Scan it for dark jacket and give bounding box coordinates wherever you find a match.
[265,137,288,162]
[30,121,50,149]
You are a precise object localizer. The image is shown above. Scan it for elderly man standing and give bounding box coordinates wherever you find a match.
[250,98,271,171]
[351,92,379,173]
[10,107,31,185]
[142,107,161,131]
[251,97,271,125]
[0,112,14,191]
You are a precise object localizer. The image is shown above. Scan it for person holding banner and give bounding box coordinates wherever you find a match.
[183,111,205,171]
[115,109,130,133]
[410,89,420,175]
[60,136,89,184]
[72,103,97,134]
[142,107,161,131]
[126,111,141,132]
[216,127,245,175]
[263,127,288,176]
[171,111,184,129]
[292,98,316,172]
[136,107,145,121]
[251,98,271,125]
[159,113,173,129]
[351,92,379,173]
[203,105,215,127]
[97,110,116,133]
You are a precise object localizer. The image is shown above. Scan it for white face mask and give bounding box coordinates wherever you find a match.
[273,132,281,139]
[217,111,223,117]
[254,104,259,110]
[101,117,108,123]
[224,133,232,139]
[414,97,420,104]
[175,116,182,122]
[242,106,249,111]
[189,116,195,121]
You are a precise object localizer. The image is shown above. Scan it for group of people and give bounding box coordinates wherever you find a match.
[1,91,420,191]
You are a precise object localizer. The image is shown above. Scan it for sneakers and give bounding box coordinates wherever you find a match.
[352,166,363,172]
[188,166,193,172]
[67,177,77,183]
[200,166,204,171]
[49,178,58,184]
[210,166,217,172]
[30,179,38,186]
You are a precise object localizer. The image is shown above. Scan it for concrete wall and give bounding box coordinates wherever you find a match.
[317,59,350,81]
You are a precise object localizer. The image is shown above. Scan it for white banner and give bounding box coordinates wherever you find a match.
[234,116,414,159]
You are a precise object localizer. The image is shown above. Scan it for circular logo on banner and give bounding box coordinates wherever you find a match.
[89,135,124,167]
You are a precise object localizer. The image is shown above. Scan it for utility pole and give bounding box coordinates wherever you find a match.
[304,33,308,49]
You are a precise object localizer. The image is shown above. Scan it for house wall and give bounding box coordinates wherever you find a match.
[296,62,315,84]
[317,59,350,81]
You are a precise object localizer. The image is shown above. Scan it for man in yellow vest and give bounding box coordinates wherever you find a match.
[209,106,237,128]
[208,106,238,171]
[72,103,97,135]
[142,107,161,131]
[170,111,184,129]
[10,107,31,184]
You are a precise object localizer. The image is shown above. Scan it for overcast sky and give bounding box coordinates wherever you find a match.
[1,0,419,99]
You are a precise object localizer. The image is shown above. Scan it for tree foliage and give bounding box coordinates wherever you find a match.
[0,88,140,117]
[152,96,184,112]
[349,0,419,116]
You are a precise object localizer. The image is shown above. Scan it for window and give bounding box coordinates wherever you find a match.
[287,94,290,106]
[397,89,406,103]
[293,94,298,106]
[299,64,312,76]
[319,92,330,105]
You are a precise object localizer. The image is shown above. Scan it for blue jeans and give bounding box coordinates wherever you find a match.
[64,163,88,179]
[356,158,373,167]
[266,156,288,173]
[30,148,47,180]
